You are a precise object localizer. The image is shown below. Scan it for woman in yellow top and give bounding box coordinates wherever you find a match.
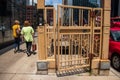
[21,20,34,56]
[12,20,21,53]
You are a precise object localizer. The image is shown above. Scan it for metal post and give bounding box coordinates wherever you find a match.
[89,53,95,74]
[32,0,34,28]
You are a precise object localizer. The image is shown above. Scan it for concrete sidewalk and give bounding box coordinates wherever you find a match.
[0,37,120,80]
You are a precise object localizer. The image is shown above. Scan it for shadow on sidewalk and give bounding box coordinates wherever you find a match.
[0,44,15,55]
[0,42,25,55]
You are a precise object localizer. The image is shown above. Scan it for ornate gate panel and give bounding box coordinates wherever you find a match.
[92,8,103,58]
[56,5,103,74]
[44,7,56,59]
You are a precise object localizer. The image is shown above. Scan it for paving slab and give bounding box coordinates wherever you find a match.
[0,74,15,80]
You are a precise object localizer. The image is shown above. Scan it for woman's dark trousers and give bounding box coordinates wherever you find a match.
[26,42,32,56]
[14,37,21,51]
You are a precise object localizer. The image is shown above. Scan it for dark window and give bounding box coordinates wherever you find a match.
[0,0,7,16]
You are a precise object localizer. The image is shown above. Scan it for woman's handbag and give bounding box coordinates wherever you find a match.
[16,26,21,37]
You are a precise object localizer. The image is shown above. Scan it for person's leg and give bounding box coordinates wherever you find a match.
[26,42,31,56]
[17,37,21,51]
[28,42,32,53]
[15,37,21,52]
[26,42,28,52]
[14,38,17,53]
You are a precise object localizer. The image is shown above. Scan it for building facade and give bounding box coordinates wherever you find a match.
[62,0,100,25]
[45,5,54,26]
[26,5,37,28]
[0,0,27,49]
[26,0,30,5]
[89,0,97,4]
[63,0,72,5]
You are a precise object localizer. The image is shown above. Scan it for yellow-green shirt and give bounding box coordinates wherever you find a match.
[21,26,34,42]
[12,24,20,38]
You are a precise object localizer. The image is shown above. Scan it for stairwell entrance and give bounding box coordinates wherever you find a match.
[37,5,103,75]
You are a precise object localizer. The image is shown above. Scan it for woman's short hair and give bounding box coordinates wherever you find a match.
[14,20,20,24]
[24,20,30,26]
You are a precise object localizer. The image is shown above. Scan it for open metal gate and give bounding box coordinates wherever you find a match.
[41,5,103,75]
[56,5,103,74]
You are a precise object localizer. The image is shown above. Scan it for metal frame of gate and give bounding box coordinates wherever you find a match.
[44,7,56,59]
[42,5,103,73]
[56,5,103,73]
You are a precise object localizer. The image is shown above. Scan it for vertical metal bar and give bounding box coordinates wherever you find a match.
[79,9,80,26]
[60,9,62,71]
[71,34,73,66]
[99,8,103,58]
[72,8,73,26]
[78,34,80,65]
[87,34,89,64]
[64,35,67,69]
[74,37,76,65]
[90,8,94,73]
[88,34,90,58]
[57,5,60,71]
[45,8,47,58]
[90,9,93,54]
[81,10,83,26]
[53,8,55,57]
[88,10,90,26]
[32,0,34,27]
[92,9,95,57]
[80,9,82,26]
[70,34,72,67]
[68,34,70,68]
[61,7,63,26]
[75,37,77,66]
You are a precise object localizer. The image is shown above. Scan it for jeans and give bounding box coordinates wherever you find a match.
[14,37,21,50]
